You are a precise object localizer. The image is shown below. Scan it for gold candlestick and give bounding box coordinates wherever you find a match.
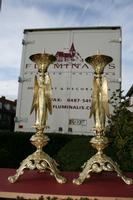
[8,53,66,184]
[73,54,133,185]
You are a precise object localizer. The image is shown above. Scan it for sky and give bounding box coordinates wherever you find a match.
[0,0,133,100]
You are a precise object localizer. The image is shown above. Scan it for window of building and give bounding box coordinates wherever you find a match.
[5,103,10,110]
[13,106,16,111]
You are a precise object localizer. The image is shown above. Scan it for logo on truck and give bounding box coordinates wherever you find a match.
[54,43,89,69]
[55,43,83,62]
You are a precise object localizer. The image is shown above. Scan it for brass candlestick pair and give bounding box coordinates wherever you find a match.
[8,51,133,185]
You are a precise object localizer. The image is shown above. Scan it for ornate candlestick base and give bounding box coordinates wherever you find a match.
[73,134,133,185]
[8,128,66,184]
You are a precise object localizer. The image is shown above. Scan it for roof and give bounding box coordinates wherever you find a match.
[70,43,76,52]
[24,26,121,34]
[56,51,64,56]
[0,96,17,106]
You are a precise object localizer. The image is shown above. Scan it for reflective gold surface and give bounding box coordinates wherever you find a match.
[88,55,112,134]
[73,54,133,185]
[30,54,54,129]
[8,53,66,184]
[85,54,112,74]
[30,53,56,72]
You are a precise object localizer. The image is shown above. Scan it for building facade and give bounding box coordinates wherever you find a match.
[0,96,16,131]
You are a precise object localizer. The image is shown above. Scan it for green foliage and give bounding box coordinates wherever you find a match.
[56,136,95,171]
[106,89,133,171]
[0,132,74,168]
[0,132,35,168]
[44,133,74,157]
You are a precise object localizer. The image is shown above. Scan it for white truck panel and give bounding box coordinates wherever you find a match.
[15,27,121,135]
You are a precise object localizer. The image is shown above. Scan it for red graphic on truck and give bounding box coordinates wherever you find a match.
[55,43,83,62]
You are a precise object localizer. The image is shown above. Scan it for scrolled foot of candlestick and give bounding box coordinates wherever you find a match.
[73,151,133,185]
[8,149,67,184]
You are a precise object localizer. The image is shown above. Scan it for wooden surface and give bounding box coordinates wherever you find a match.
[0,168,133,199]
